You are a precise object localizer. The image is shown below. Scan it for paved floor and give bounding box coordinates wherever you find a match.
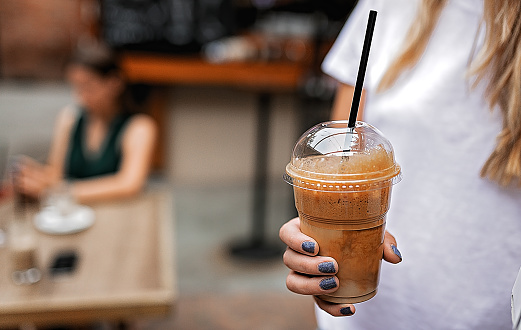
[138,291,317,330]
[136,181,317,329]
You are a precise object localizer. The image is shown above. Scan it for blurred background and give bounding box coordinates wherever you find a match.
[0,0,357,328]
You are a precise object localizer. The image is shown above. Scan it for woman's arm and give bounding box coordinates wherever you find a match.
[330,83,366,121]
[70,114,157,204]
[47,106,77,179]
[16,107,76,198]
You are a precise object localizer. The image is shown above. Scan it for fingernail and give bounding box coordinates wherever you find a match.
[318,261,335,274]
[302,241,315,254]
[391,244,402,260]
[319,277,337,290]
[340,306,354,316]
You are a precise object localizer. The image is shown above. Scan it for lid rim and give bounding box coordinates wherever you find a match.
[283,171,402,193]
[286,163,401,183]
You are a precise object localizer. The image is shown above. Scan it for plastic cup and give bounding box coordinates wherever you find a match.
[284,120,401,303]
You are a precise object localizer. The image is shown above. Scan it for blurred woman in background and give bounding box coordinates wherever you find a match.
[13,43,157,204]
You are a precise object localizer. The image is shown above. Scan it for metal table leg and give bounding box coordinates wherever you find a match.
[229,92,283,259]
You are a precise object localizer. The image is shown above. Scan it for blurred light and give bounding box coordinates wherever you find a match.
[252,0,276,10]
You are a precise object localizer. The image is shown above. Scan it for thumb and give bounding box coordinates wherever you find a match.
[383,230,402,264]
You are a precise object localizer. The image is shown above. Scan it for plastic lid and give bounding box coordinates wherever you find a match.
[284,121,401,192]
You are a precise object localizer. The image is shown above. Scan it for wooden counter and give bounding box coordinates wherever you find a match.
[121,53,309,92]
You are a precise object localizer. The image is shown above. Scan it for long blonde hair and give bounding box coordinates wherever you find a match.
[378,0,521,186]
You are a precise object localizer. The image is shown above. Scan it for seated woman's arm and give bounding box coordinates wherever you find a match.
[16,111,157,204]
[70,114,157,204]
[16,106,76,196]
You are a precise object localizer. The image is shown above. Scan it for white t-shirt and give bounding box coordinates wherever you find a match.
[319,0,521,329]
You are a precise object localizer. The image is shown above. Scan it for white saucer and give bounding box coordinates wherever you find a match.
[34,205,95,235]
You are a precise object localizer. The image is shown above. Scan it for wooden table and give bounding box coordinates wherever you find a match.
[121,53,309,258]
[0,188,176,328]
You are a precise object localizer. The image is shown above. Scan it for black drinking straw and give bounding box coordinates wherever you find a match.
[348,10,377,129]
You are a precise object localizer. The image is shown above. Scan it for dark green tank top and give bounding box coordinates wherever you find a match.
[65,110,132,179]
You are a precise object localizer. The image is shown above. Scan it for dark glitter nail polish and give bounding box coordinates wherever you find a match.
[318,261,335,273]
[340,307,354,316]
[391,244,402,260]
[319,277,337,290]
[302,241,315,254]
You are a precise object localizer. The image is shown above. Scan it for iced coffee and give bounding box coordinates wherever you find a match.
[284,121,401,303]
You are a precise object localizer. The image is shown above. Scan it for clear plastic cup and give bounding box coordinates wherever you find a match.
[284,120,401,303]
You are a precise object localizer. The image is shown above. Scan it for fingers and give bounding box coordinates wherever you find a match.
[383,230,402,264]
[314,297,356,317]
[279,217,318,256]
[17,175,43,198]
[12,156,39,176]
[286,271,339,295]
[12,158,47,199]
[280,218,399,318]
[283,247,337,275]
[281,218,343,308]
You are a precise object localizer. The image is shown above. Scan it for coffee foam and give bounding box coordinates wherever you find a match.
[297,145,393,176]
[285,146,401,192]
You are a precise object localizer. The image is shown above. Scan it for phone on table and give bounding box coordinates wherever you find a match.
[49,250,79,276]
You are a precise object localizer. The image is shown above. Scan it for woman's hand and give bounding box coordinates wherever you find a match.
[12,157,57,200]
[279,217,402,316]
